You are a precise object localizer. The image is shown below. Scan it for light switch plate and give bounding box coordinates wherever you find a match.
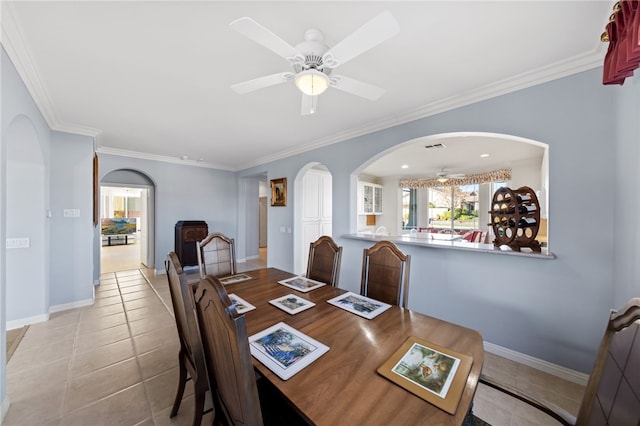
[63,209,80,217]
[6,238,30,249]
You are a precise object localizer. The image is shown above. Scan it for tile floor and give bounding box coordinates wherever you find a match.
[4,247,585,425]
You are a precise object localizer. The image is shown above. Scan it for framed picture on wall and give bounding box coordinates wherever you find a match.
[271,177,287,206]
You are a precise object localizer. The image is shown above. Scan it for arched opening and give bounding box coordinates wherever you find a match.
[99,169,155,273]
[352,132,549,248]
[294,163,333,275]
[5,115,48,324]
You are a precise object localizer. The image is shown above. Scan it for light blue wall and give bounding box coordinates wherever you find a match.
[1,46,53,416]
[239,68,622,373]
[49,131,94,307]
[613,75,640,308]
[94,154,238,279]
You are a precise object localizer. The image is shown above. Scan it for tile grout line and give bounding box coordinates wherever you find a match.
[115,270,157,425]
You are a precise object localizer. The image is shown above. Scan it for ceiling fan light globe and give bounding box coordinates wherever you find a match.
[437,177,448,183]
[295,69,329,96]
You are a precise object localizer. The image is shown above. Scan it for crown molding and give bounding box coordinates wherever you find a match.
[1,3,59,129]
[1,3,101,138]
[96,146,234,171]
[3,2,605,171]
[237,45,605,171]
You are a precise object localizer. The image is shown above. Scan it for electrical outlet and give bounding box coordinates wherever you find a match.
[6,238,30,249]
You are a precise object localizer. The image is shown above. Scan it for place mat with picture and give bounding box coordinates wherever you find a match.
[326,291,391,319]
[228,294,256,314]
[277,276,326,293]
[219,273,253,285]
[377,336,473,415]
[269,294,315,315]
[249,322,329,380]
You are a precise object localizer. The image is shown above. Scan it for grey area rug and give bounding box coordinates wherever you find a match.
[6,325,29,362]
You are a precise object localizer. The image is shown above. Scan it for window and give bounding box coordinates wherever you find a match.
[427,184,479,232]
[402,188,417,230]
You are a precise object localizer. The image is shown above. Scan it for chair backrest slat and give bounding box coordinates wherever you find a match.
[197,233,237,278]
[577,297,640,424]
[306,235,342,287]
[360,240,410,308]
[165,252,208,391]
[193,275,263,426]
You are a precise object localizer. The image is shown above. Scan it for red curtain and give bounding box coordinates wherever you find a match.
[603,0,640,85]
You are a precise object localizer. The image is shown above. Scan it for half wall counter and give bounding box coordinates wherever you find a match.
[343,232,555,259]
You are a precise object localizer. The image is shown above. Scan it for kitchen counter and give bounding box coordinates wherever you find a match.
[343,232,555,259]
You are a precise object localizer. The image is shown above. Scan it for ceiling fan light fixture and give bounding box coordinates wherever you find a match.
[295,69,329,96]
[437,177,448,183]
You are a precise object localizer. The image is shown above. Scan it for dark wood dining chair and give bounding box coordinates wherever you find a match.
[193,274,263,425]
[197,232,237,278]
[360,240,411,308]
[164,252,211,426]
[193,275,306,426]
[478,298,640,425]
[306,235,342,287]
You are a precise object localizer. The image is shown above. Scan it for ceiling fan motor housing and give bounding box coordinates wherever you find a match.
[294,29,332,76]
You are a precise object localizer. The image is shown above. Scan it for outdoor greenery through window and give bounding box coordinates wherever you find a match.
[401,181,508,234]
[428,184,479,231]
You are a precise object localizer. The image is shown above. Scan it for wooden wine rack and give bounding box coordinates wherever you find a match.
[489,186,541,252]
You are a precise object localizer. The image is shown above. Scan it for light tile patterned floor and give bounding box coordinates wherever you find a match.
[4,247,584,425]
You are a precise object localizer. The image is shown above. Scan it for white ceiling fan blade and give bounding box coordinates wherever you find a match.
[322,10,399,68]
[230,17,301,61]
[231,72,294,94]
[330,75,385,101]
[301,94,318,115]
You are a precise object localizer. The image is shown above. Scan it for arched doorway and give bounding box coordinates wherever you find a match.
[99,169,155,273]
[4,115,48,323]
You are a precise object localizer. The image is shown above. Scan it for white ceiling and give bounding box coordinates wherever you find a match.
[2,1,610,172]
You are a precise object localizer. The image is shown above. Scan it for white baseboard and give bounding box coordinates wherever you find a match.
[1,396,10,423]
[49,298,94,314]
[484,341,589,386]
[6,313,49,330]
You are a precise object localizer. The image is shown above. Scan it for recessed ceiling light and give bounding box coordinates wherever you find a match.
[180,155,189,160]
[401,164,409,169]
[480,154,490,158]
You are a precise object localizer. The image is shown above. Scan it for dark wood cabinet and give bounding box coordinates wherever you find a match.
[175,221,208,266]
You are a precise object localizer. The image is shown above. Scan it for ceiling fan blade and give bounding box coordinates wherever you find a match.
[330,75,385,101]
[301,94,318,115]
[230,17,301,61]
[231,72,294,94]
[322,10,399,68]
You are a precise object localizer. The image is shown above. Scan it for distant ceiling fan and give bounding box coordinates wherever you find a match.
[435,169,466,183]
[229,11,399,115]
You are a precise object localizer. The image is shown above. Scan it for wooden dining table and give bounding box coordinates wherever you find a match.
[226,268,484,426]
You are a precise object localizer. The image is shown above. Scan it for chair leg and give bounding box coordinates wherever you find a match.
[192,388,205,426]
[170,355,188,418]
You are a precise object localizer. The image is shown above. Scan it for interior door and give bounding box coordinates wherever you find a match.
[259,197,267,248]
[140,188,148,267]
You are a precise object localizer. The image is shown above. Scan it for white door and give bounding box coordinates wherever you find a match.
[298,168,332,274]
[140,188,148,267]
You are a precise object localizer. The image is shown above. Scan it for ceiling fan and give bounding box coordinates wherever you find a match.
[229,11,399,115]
[435,169,466,183]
